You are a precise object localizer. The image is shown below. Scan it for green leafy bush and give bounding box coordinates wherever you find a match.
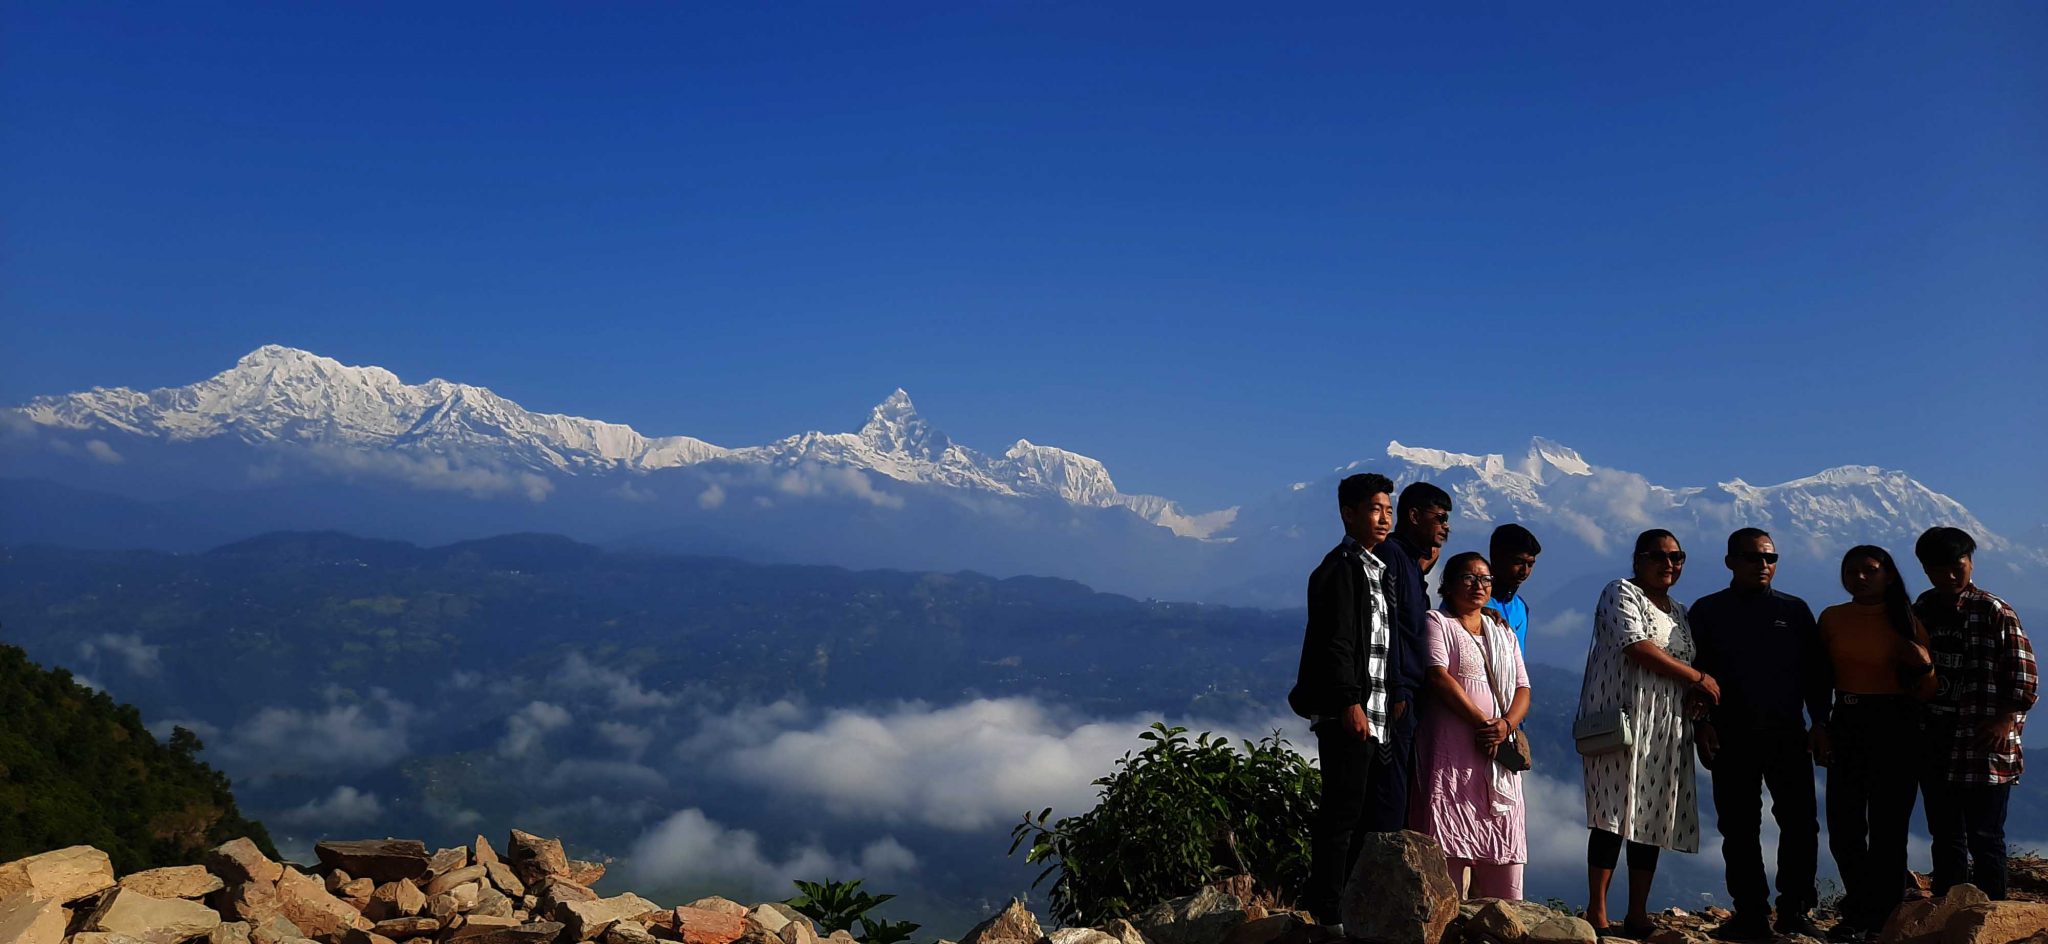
[1009,722,1319,925]
[786,879,921,944]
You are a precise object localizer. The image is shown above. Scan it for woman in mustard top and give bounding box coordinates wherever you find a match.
[1817,545,1934,941]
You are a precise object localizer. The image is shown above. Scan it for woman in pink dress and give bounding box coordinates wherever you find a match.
[1412,551,1533,899]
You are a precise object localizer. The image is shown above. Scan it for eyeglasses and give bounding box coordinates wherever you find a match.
[1636,550,1687,564]
[1448,573,1493,587]
[1735,551,1780,565]
[1430,511,1450,524]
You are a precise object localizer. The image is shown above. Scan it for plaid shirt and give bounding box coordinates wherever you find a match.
[1355,541,1394,755]
[1917,584,2037,784]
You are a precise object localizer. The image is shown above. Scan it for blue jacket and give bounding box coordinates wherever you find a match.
[1372,534,1429,736]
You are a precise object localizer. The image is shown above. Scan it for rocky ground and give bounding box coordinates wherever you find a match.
[0,830,2041,944]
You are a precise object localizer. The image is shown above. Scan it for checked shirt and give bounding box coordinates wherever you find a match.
[1917,584,2038,785]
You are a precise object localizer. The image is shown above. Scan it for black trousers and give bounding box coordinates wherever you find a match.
[1709,725,1819,916]
[1304,722,1388,923]
[1921,720,2013,900]
[1826,696,1921,929]
[1361,721,1414,833]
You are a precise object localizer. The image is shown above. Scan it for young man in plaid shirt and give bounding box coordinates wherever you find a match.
[1290,472,1400,927]
[1913,526,2037,900]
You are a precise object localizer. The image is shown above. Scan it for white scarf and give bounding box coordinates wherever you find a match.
[1476,612,1523,814]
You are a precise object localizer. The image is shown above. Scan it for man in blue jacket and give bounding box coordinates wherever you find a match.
[1366,480,1451,830]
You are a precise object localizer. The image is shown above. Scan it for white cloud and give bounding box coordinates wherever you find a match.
[500,700,573,758]
[1553,509,1611,553]
[84,439,125,464]
[596,720,654,759]
[698,483,727,510]
[292,443,555,502]
[773,464,905,510]
[626,809,914,901]
[696,698,1304,832]
[1536,607,1589,639]
[222,689,415,779]
[857,837,918,874]
[78,632,161,677]
[280,785,384,826]
[1582,468,1659,529]
[1522,771,1592,871]
[553,652,679,710]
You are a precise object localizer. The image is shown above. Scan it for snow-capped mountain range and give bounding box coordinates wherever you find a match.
[6,345,2039,615]
[12,345,1231,536]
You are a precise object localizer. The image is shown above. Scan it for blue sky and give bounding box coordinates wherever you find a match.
[3,3,2043,526]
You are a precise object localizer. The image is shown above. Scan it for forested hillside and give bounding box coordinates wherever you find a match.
[0,640,274,872]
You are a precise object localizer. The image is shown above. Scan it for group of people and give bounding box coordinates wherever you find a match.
[1289,473,2037,942]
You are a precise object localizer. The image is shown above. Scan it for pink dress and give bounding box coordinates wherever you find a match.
[1412,609,1530,864]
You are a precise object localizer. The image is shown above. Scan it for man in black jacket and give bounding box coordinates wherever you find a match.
[1290,472,1399,925]
[1692,527,1829,940]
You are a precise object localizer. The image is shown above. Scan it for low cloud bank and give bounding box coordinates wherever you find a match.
[684,697,1308,832]
[627,808,916,900]
[218,687,415,780]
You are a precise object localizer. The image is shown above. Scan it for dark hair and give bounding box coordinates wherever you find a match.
[1338,472,1395,509]
[1726,527,1771,557]
[1437,551,1488,603]
[1489,523,1542,559]
[1914,527,1976,567]
[1842,545,1916,642]
[1633,528,1678,557]
[1397,481,1452,521]
[1630,529,1680,580]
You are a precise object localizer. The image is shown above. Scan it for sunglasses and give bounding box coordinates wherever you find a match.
[1735,551,1781,565]
[1448,573,1493,587]
[1636,550,1687,564]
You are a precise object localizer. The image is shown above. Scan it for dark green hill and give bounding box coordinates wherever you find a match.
[0,640,274,873]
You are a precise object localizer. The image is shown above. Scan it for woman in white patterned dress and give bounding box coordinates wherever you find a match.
[1577,529,1721,937]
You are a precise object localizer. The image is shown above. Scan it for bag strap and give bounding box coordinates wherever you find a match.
[1473,616,1513,735]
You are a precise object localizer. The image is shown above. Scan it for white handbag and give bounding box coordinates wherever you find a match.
[1573,707,1633,756]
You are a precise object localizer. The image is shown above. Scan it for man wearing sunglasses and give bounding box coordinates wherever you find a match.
[1689,528,1829,940]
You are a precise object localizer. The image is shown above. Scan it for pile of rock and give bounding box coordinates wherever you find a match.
[1874,884,2048,944]
[0,831,855,944]
[8,828,2041,944]
[948,832,1597,944]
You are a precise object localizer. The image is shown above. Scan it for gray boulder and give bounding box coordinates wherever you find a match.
[1339,831,1459,944]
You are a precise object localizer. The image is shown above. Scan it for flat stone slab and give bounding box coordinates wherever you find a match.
[313,841,430,885]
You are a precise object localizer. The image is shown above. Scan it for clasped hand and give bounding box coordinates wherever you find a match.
[1474,717,1510,751]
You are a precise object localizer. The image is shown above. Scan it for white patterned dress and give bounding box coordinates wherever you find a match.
[1577,578,1701,852]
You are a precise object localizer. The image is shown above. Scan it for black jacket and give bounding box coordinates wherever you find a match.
[1289,538,1399,720]
[1691,586,1829,731]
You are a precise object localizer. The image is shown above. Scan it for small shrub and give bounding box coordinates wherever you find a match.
[786,879,921,944]
[1009,722,1319,925]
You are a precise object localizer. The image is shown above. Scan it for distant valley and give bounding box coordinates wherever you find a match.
[3,533,2042,933]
